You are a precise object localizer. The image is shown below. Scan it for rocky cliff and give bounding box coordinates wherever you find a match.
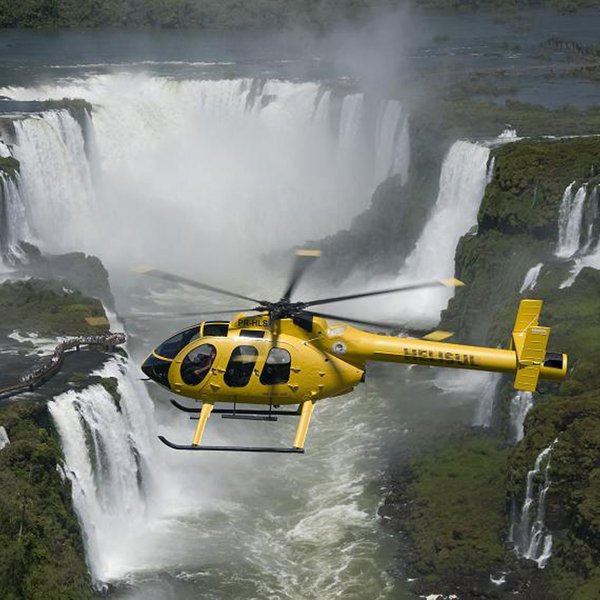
[0,250,116,599]
[382,135,600,599]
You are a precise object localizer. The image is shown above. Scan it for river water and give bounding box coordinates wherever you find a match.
[1,9,599,598]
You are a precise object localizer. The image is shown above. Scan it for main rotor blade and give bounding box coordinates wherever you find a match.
[303,278,464,308]
[302,309,443,338]
[120,308,253,320]
[134,266,263,304]
[282,249,321,302]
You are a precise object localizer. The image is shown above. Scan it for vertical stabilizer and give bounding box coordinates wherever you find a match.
[511,300,550,392]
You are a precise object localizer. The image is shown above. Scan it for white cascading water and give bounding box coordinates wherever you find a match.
[0,141,11,158]
[0,75,419,595]
[511,439,558,568]
[519,263,543,294]
[0,425,9,450]
[48,356,159,583]
[0,171,31,260]
[11,111,96,252]
[556,182,587,259]
[0,76,410,273]
[560,183,600,288]
[0,74,500,597]
[319,139,489,327]
[473,372,501,428]
[580,184,599,255]
[509,391,534,444]
[381,140,490,324]
[374,100,410,184]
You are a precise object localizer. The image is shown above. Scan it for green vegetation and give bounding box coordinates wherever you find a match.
[396,136,600,598]
[442,136,600,345]
[0,401,94,599]
[402,431,514,594]
[0,156,19,178]
[0,279,109,336]
[0,0,386,29]
[415,0,599,12]
[417,99,600,143]
[505,269,600,598]
[0,0,597,28]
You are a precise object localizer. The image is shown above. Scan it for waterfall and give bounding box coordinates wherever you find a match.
[1,75,410,270]
[374,99,409,185]
[0,170,31,262]
[49,356,158,583]
[580,185,600,254]
[338,93,364,151]
[0,426,9,450]
[511,439,558,568]
[382,140,490,324]
[556,182,587,258]
[519,263,543,294]
[11,110,96,254]
[0,141,12,158]
[560,184,600,288]
[486,155,496,183]
[473,372,501,428]
[509,391,534,444]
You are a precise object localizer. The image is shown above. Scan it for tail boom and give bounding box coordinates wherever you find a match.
[337,299,567,390]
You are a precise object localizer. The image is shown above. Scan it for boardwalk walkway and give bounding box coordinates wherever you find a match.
[0,332,126,400]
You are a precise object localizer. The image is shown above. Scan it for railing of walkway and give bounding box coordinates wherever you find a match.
[0,332,126,400]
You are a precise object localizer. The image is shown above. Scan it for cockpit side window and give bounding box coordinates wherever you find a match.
[181,344,217,386]
[260,348,291,385]
[224,345,258,388]
[155,326,200,359]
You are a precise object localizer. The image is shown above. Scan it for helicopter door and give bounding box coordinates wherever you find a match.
[224,345,259,387]
[260,347,292,385]
[180,343,217,386]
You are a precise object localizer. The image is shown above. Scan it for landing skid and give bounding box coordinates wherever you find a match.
[158,436,304,453]
[164,399,315,453]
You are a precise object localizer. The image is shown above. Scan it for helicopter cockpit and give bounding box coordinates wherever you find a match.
[141,321,228,389]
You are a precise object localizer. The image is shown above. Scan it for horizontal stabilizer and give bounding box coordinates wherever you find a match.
[422,330,454,342]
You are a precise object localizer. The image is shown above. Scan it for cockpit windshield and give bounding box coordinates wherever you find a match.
[155,326,200,359]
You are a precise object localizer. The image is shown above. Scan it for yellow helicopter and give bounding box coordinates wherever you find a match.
[137,250,567,454]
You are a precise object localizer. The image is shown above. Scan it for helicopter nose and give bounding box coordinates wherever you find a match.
[141,354,172,389]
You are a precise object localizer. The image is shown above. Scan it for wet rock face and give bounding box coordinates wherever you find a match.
[386,135,600,599]
[0,249,119,598]
[442,136,600,347]
[478,138,600,239]
[9,242,114,309]
[309,173,433,282]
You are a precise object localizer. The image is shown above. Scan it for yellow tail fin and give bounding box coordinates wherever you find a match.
[511,300,550,392]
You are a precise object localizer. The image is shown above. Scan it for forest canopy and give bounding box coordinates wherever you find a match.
[0,0,598,29]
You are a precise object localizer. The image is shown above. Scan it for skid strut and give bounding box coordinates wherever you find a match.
[159,399,315,453]
[170,399,300,417]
